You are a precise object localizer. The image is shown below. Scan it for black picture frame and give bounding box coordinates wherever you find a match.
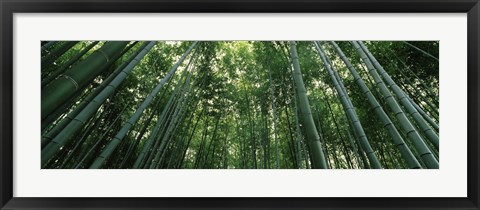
[1,0,479,209]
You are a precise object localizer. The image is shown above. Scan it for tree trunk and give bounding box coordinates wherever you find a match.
[41,42,156,166]
[289,41,328,169]
[330,41,422,169]
[89,42,198,168]
[314,41,382,169]
[41,41,129,120]
[352,41,438,169]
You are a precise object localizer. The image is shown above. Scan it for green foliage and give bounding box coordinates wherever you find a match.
[41,40,439,169]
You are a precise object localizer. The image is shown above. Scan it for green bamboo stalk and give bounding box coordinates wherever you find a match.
[41,41,57,52]
[314,41,382,169]
[119,65,174,168]
[289,41,328,169]
[391,53,439,107]
[322,94,341,169]
[157,58,208,168]
[358,41,439,150]
[42,41,100,88]
[41,41,129,120]
[41,42,156,167]
[179,106,205,168]
[41,87,85,133]
[135,84,179,168]
[402,41,439,61]
[167,90,203,168]
[330,41,422,169]
[119,99,162,168]
[394,69,439,121]
[393,69,439,125]
[406,92,439,131]
[150,57,198,168]
[42,41,79,69]
[266,47,281,169]
[322,86,353,169]
[135,51,196,168]
[59,103,109,168]
[351,41,438,169]
[74,103,129,169]
[41,42,144,148]
[89,42,198,169]
[151,71,196,168]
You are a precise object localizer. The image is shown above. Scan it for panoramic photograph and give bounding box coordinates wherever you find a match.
[40,41,439,169]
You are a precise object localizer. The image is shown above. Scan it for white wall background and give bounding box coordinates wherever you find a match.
[13,13,467,197]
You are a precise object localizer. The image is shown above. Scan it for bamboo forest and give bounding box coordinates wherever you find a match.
[40,41,439,169]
